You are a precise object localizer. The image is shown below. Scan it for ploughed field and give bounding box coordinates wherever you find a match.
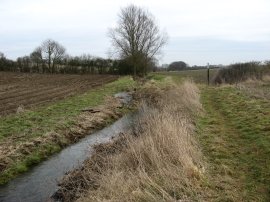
[0,72,118,116]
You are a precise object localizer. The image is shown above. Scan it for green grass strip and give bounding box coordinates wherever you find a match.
[198,85,270,201]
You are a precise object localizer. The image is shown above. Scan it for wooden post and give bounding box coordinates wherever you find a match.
[207,63,210,85]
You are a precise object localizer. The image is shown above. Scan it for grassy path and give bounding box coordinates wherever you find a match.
[198,86,270,201]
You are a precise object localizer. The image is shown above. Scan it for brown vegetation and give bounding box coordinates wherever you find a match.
[55,80,207,201]
[235,76,270,99]
[0,72,118,116]
[212,62,270,84]
[0,95,125,176]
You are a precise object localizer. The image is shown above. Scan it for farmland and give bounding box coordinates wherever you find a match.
[0,72,118,116]
[0,73,134,184]
[0,68,269,201]
[155,68,218,84]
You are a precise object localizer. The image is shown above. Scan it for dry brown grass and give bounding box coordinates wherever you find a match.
[263,75,270,82]
[57,81,206,202]
[235,76,270,100]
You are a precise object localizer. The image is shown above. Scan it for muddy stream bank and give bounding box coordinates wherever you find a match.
[0,93,134,202]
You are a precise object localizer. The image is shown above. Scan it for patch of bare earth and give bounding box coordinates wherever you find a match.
[0,72,118,116]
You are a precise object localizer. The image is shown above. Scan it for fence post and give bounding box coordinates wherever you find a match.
[207,63,210,85]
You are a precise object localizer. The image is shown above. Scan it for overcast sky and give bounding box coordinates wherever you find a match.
[0,0,270,66]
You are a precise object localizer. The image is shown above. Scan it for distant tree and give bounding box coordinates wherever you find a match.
[148,58,158,72]
[0,52,5,71]
[95,58,105,74]
[264,60,270,75]
[67,56,80,73]
[109,4,167,78]
[40,39,66,73]
[30,47,43,73]
[167,61,187,71]
[0,52,4,59]
[16,56,31,72]
[117,59,134,75]
[16,57,23,72]
[80,54,92,73]
[22,56,31,72]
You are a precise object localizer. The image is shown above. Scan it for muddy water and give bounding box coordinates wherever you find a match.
[0,93,134,202]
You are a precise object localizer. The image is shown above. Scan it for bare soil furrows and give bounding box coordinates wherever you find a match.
[0,72,118,116]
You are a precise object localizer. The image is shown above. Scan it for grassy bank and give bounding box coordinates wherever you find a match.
[198,84,270,201]
[166,69,270,200]
[0,77,135,184]
[56,79,208,201]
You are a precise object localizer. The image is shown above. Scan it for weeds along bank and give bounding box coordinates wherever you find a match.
[0,77,135,184]
[235,76,270,99]
[56,79,207,201]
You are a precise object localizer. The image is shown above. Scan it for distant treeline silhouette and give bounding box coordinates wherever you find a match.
[0,39,156,75]
[165,61,221,72]
[0,52,138,75]
[213,61,270,84]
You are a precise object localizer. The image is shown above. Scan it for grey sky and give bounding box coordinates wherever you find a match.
[0,0,270,66]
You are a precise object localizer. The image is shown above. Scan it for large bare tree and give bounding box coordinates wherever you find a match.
[40,39,66,73]
[109,5,167,77]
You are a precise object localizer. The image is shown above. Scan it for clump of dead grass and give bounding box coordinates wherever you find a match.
[57,80,206,202]
[16,105,25,114]
[235,77,270,99]
[263,75,270,82]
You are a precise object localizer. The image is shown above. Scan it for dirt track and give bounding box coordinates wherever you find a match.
[0,72,118,116]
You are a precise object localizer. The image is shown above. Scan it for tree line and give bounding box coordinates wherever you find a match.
[1,5,167,77]
[0,39,143,75]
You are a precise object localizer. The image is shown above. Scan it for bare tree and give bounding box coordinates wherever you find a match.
[41,39,66,73]
[30,47,43,72]
[109,5,167,77]
[0,52,4,59]
[0,52,5,71]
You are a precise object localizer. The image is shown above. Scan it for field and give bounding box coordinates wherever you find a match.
[155,68,218,84]
[0,72,118,116]
[0,73,134,184]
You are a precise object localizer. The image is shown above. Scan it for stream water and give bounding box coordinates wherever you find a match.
[0,93,134,202]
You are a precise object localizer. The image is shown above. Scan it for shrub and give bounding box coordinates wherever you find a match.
[213,62,269,84]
